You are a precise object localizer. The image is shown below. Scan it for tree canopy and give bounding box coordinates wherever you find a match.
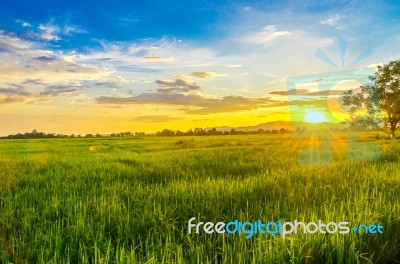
[342,60,400,139]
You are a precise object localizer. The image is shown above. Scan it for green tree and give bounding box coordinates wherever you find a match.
[157,129,175,136]
[342,60,400,140]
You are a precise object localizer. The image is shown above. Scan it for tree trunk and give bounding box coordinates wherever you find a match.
[390,121,397,140]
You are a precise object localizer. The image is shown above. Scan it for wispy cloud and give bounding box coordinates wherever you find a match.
[244,25,290,44]
[117,16,140,25]
[96,93,279,114]
[270,89,345,96]
[40,84,82,96]
[84,37,215,70]
[0,94,27,105]
[0,85,32,96]
[155,79,200,93]
[38,21,88,41]
[16,19,32,28]
[22,79,47,85]
[34,56,59,62]
[142,56,175,62]
[0,30,109,83]
[187,72,216,79]
[0,85,34,105]
[132,115,182,122]
[38,24,61,41]
[226,64,243,68]
[63,25,88,35]
[95,74,280,114]
[320,14,343,26]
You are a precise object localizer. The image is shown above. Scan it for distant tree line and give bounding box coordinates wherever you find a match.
[0,130,147,139]
[156,127,288,136]
[1,127,289,139]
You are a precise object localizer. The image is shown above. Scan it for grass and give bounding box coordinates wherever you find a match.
[0,132,399,263]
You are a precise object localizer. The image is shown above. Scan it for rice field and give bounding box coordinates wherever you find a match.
[0,132,399,263]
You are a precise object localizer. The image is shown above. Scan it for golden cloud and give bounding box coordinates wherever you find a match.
[142,56,175,62]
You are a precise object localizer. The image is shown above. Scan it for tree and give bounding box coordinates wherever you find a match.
[207,128,217,135]
[157,129,175,136]
[342,60,400,140]
[175,130,184,136]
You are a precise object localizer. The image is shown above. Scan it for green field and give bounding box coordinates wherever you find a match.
[0,133,399,263]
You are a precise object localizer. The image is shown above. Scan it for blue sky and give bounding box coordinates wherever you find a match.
[0,0,399,134]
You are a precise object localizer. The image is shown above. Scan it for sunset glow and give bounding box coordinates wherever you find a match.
[0,1,398,135]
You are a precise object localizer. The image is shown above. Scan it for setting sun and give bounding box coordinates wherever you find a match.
[304,111,327,123]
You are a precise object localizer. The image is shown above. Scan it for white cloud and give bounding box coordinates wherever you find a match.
[0,31,110,84]
[367,63,383,68]
[244,25,290,44]
[142,56,175,62]
[320,14,343,26]
[16,19,32,27]
[118,16,140,24]
[38,24,61,41]
[0,30,33,50]
[38,22,88,41]
[76,38,218,73]
[72,29,338,99]
[63,25,88,35]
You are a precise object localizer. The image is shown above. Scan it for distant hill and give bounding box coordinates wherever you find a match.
[206,120,296,132]
[208,120,346,132]
[236,121,296,131]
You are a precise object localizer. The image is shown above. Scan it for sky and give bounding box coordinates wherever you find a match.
[0,0,400,135]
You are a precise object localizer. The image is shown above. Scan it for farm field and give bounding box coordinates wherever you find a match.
[0,133,399,263]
